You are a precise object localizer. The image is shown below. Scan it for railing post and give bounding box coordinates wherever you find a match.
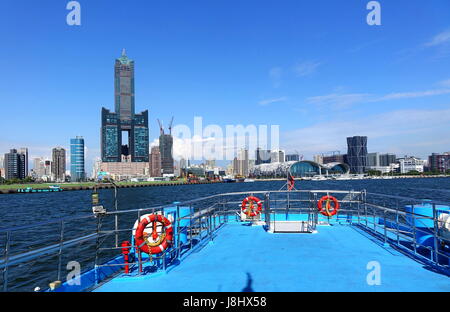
[176,204,181,260]
[383,209,387,245]
[189,204,193,250]
[137,210,142,275]
[396,199,400,245]
[3,231,10,292]
[363,190,368,227]
[412,205,417,255]
[57,220,65,282]
[432,203,439,264]
[264,193,270,228]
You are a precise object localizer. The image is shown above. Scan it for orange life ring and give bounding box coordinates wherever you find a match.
[317,195,340,217]
[135,214,173,255]
[241,196,263,217]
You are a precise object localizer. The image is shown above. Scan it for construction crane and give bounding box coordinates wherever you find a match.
[157,119,164,135]
[168,116,174,135]
[157,117,174,135]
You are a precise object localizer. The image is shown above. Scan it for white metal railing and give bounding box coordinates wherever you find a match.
[1,189,449,292]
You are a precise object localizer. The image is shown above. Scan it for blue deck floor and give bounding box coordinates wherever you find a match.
[95,223,450,292]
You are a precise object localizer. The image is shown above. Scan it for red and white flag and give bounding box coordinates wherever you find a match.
[287,172,295,191]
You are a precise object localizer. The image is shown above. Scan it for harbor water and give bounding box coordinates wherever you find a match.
[1,178,450,291]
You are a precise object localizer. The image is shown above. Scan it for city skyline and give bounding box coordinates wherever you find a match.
[1,1,450,173]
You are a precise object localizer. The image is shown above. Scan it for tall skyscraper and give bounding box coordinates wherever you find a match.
[101,50,149,163]
[346,136,368,174]
[52,147,66,182]
[4,149,26,180]
[256,148,271,165]
[150,146,162,177]
[159,133,174,175]
[71,136,85,182]
[18,148,28,177]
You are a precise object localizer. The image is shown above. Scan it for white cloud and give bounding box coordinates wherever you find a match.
[293,61,321,77]
[425,30,450,47]
[258,97,288,106]
[269,67,282,88]
[375,89,450,101]
[439,79,450,87]
[282,108,450,159]
[306,93,370,110]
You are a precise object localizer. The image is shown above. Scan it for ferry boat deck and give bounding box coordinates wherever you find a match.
[94,222,450,292]
[1,189,449,292]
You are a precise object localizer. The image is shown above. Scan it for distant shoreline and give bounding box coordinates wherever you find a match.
[0,180,223,194]
[1,175,448,194]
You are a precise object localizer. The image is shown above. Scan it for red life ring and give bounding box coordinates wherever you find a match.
[317,195,340,217]
[134,214,174,255]
[241,196,263,217]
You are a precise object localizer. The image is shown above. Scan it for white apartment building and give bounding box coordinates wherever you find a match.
[398,156,425,174]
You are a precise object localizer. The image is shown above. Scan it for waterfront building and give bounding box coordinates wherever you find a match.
[323,153,347,165]
[0,155,4,178]
[150,146,162,177]
[4,149,27,180]
[237,149,249,176]
[346,136,368,174]
[70,136,85,182]
[398,156,425,174]
[313,155,324,165]
[18,148,29,177]
[101,50,149,164]
[367,153,380,167]
[255,148,271,165]
[428,152,450,173]
[250,160,349,178]
[270,150,285,163]
[159,133,174,175]
[285,154,300,162]
[51,147,66,182]
[100,162,149,181]
[379,153,397,167]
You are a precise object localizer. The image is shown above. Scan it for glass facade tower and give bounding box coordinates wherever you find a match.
[346,136,368,174]
[71,136,85,182]
[101,50,149,163]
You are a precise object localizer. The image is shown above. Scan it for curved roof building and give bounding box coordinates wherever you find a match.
[250,161,349,178]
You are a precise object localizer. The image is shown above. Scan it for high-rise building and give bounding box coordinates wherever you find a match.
[278,150,285,163]
[150,146,162,177]
[346,136,368,174]
[367,152,380,167]
[101,50,149,163]
[285,154,300,162]
[255,148,271,165]
[4,149,26,180]
[428,152,450,173]
[379,153,397,167]
[51,147,66,182]
[70,136,85,182]
[18,148,28,177]
[236,149,249,176]
[159,132,174,175]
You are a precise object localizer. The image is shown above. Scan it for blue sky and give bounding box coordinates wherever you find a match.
[1,0,450,172]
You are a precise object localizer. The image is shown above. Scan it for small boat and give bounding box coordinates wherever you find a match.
[243,179,255,183]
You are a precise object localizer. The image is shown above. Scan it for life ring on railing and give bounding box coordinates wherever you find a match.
[134,214,173,255]
[317,195,340,217]
[241,196,263,217]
